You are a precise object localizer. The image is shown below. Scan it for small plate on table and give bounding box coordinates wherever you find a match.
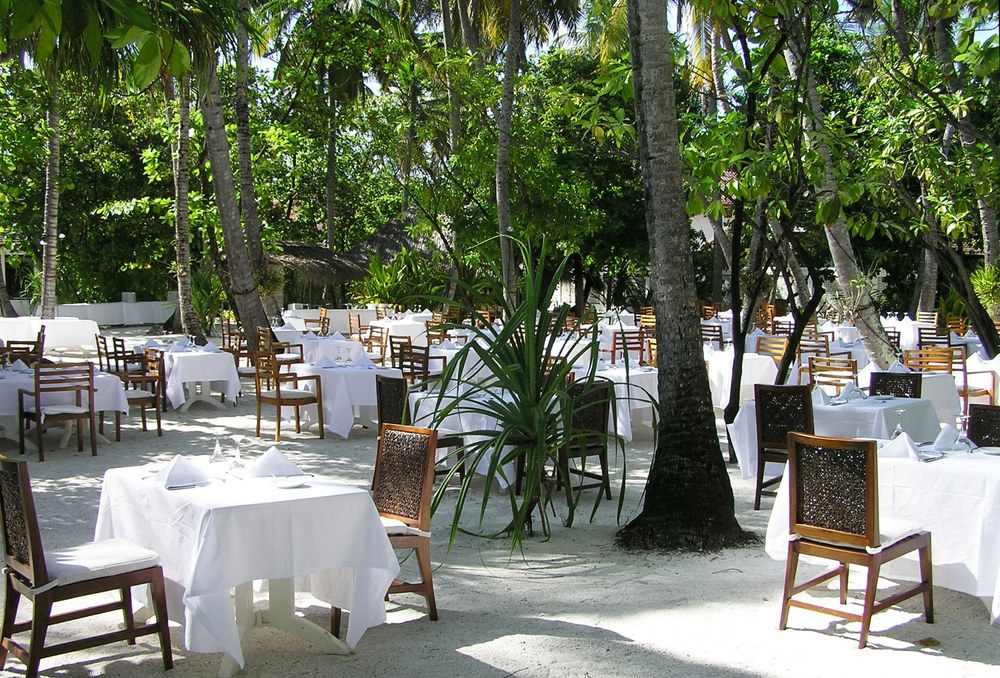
[978,447,1000,456]
[271,476,308,489]
[872,395,895,402]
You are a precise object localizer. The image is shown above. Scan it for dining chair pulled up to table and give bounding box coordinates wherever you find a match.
[868,372,922,399]
[254,352,324,442]
[0,457,173,677]
[18,362,97,462]
[780,433,934,649]
[807,356,858,395]
[967,403,1000,447]
[331,424,439,638]
[753,384,813,510]
[551,378,613,503]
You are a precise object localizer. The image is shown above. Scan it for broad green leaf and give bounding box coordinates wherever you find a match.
[82,4,102,64]
[10,0,43,40]
[132,36,161,90]
[102,0,155,31]
[36,25,55,61]
[108,25,149,49]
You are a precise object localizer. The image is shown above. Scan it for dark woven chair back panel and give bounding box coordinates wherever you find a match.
[869,372,922,399]
[567,380,612,450]
[0,466,30,569]
[968,404,1000,447]
[377,376,407,426]
[372,428,431,523]
[794,443,868,537]
[758,387,813,446]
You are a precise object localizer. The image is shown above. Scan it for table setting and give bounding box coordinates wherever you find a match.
[95,444,400,675]
[291,359,403,437]
[140,338,241,411]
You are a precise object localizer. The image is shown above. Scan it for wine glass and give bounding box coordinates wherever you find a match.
[229,434,246,470]
[210,436,226,463]
[955,414,974,453]
[334,347,344,367]
[890,408,907,440]
[344,346,354,367]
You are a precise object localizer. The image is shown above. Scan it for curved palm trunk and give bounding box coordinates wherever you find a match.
[198,55,269,338]
[495,0,522,302]
[166,74,206,342]
[40,82,60,319]
[617,0,749,551]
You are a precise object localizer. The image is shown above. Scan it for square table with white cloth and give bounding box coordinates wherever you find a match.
[290,364,404,438]
[95,464,400,672]
[300,338,366,365]
[590,365,658,441]
[162,348,241,411]
[369,315,430,350]
[704,347,778,408]
[857,365,962,426]
[764,450,1000,624]
[727,396,942,481]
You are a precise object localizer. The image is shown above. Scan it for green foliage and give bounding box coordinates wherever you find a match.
[190,266,225,334]
[971,264,1000,318]
[348,247,448,310]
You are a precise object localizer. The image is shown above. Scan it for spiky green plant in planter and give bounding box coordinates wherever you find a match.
[971,264,1000,321]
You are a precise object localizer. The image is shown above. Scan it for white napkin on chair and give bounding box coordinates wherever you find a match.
[155,455,210,489]
[201,341,221,353]
[330,331,346,341]
[8,359,29,372]
[933,424,960,451]
[840,383,866,400]
[812,387,831,405]
[878,433,921,461]
[246,446,304,477]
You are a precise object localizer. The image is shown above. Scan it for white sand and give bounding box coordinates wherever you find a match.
[2,332,997,677]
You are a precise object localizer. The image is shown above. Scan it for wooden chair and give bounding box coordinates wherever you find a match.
[363,325,387,364]
[3,329,45,367]
[303,307,330,336]
[903,347,994,413]
[780,433,934,648]
[646,337,658,368]
[256,326,304,371]
[638,313,656,331]
[376,374,464,480]
[331,424,439,637]
[700,324,724,350]
[426,312,447,345]
[753,384,813,510]
[110,337,145,379]
[945,314,966,336]
[869,372,922,399]
[552,379,613,502]
[220,318,251,368]
[398,345,446,385]
[807,356,857,395]
[603,328,644,365]
[348,312,369,342]
[770,319,794,336]
[796,336,830,384]
[388,335,413,369]
[885,327,901,350]
[114,348,163,440]
[755,335,788,365]
[915,310,939,326]
[254,352,324,442]
[917,326,950,348]
[967,403,1000,447]
[0,458,173,677]
[698,302,717,320]
[18,362,97,462]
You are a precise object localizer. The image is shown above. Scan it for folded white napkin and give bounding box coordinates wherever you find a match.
[840,383,865,400]
[627,358,642,368]
[330,331,346,341]
[281,322,297,330]
[201,341,221,353]
[175,337,190,347]
[354,353,375,368]
[168,343,188,353]
[831,337,844,348]
[879,433,921,461]
[887,360,912,373]
[440,339,457,350]
[155,455,210,489]
[144,338,163,348]
[9,359,29,372]
[749,328,766,336]
[404,310,414,317]
[820,320,836,331]
[933,424,960,451]
[303,331,317,340]
[950,332,963,344]
[246,446,304,477]
[812,387,831,405]
[314,356,337,368]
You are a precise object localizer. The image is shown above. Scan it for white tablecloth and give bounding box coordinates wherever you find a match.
[162,349,241,409]
[728,396,942,480]
[764,452,1000,624]
[704,347,778,408]
[96,465,400,667]
[0,368,127,417]
[0,316,101,350]
[299,338,366,365]
[291,364,403,438]
[857,366,962,426]
[369,315,430,349]
[592,366,658,441]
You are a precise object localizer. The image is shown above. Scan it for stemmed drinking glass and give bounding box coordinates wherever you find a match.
[890,408,907,440]
[229,434,246,470]
[955,414,974,453]
[210,436,226,463]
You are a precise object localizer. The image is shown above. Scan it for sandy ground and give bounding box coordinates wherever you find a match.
[1,328,998,677]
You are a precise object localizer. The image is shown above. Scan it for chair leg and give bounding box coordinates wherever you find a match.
[256,401,262,438]
[839,563,849,605]
[140,403,148,432]
[149,568,174,670]
[919,542,935,623]
[0,576,21,669]
[36,419,44,463]
[779,542,800,631]
[115,411,122,442]
[859,559,882,649]
[330,607,342,637]
[121,585,136,644]
[754,449,766,510]
[316,401,325,439]
[274,405,282,442]
[155,401,162,437]
[25,594,52,678]
[88,414,97,456]
[414,540,438,621]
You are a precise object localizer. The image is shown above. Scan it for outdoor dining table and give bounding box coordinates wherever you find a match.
[158,345,241,411]
[369,312,432,351]
[95,461,399,675]
[764,449,1000,625]
[290,363,404,438]
[704,346,778,408]
[727,395,942,481]
[298,337,366,365]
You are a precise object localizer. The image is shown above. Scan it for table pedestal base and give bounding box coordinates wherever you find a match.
[218,578,349,678]
[180,381,229,412]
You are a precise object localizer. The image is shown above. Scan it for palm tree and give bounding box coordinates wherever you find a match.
[617,0,750,550]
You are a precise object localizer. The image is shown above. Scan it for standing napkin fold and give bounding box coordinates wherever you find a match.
[330,331,346,341]
[154,455,210,488]
[840,383,866,400]
[878,433,922,461]
[201,341,221,353]
[812,387,831,405]
[933,424,960,451]
[246,446,304,477]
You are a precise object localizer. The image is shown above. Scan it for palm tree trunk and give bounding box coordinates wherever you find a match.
[495,0,522,302]
[198,55,269,338]
[40,81,60,319]
[915,247,937,314]
[166,74,206,342]
[617,0,749,551]
[325,64,338,251]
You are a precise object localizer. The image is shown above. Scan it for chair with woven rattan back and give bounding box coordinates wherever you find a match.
[552,378,613,503]
[18,362,98,462]
[0,457,173,677]
[700,324,724,350]
[808,356,858,395]
[780,433,934,648]
[331,424,439,638]
[967,403,1000,447]
[753,384,813,510]
[869,372,922,399]
[755,335,788,365]
[254,352,324,442]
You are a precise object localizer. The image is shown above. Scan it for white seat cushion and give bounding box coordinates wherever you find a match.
[381,516,430,538]
[867,516,924,554]
[275,354,300,362]
[260,389,314,400]
[45,538,160,586]
[41,405,89,416]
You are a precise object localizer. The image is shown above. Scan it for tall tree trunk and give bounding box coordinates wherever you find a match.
[783,33,895,369]
[198,55,269,339]
[402,75,418,211]
[440,0,462,150]
[916,247,937,314]
[40,81,60,319]
[166,74,206,342]
[495,0,522,302]
[325,65,338,251]
[617,0,749,551]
